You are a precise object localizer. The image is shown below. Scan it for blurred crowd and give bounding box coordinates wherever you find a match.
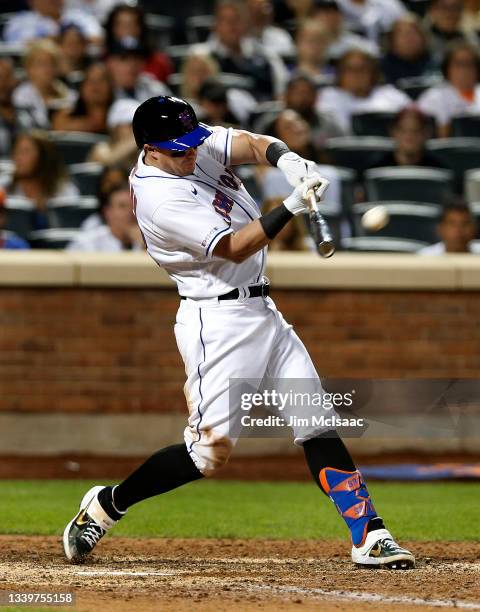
[1,0,480,254]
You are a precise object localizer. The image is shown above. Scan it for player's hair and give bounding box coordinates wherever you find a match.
[441,41,480,80]
[9,130,70,199]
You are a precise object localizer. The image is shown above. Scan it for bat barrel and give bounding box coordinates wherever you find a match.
[309,209,336,259]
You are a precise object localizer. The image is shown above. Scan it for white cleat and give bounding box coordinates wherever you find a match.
[352,528,415,570]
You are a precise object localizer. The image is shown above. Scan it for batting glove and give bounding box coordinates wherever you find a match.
[283,174,330,216]
[277,151,317,187]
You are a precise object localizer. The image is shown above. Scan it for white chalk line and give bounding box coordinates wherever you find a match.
[75,570,178,576]
[252,584,480,610]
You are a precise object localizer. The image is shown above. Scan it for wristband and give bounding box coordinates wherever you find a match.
[259,204,293,239]
[266,141,290,167]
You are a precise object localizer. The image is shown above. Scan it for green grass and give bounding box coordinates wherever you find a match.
[0,480,477,541]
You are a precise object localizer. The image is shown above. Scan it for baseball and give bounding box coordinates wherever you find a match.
[361,205,389,232]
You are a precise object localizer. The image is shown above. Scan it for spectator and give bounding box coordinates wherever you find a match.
[335,0,406,43]
[312,0,379,61]
[293,21,334,84]
[12,39,75,129]
[80,164,129,231]
[261,109,342,214]
[195,0,288,99]
[0,188,30,250]
[462,0,480,37]
[88,98,139,168]
[375,107,445,168]
[197,80,242,127]
[67,184,144,251]
[3,0,103,45]
[52,62,114,133]
[262,196,313,250]
[381,15,436,86]
[246,0,296,56]
[104,4,173,83]
[419,203,480,253]
[7,131,79,230]
[424,0,476,63]
[64,0,122,22]
[0,59,35,157]
[106,38,170,103]
[284,74,345,148]
[317,49,410,133]
[179,52,256,126]
[57,24,90,88]
[418,42,480,137]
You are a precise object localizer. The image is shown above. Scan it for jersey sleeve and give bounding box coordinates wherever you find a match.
[151,196,233,259]
[202,125,234,167]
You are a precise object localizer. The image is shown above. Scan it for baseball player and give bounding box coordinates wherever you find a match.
[63,96,414,570]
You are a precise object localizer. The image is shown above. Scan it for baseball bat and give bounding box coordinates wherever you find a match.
[305,188,335,258]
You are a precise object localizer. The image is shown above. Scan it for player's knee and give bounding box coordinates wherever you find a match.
[187,432,233,477]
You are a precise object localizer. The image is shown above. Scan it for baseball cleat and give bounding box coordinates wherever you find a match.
[352,528,415,570]
[63,485,119,563]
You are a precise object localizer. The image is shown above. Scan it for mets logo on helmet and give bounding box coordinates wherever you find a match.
[178,110,195,131]
[212,190,234,221]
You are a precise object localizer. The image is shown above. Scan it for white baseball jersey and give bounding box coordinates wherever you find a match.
[129,126,267,298]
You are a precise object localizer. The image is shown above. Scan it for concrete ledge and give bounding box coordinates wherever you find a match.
[0,251,75,286]
[0,413,477,455]
[0,251,479,290]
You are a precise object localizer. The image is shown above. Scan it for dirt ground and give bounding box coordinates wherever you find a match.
[0,536,479,612]
[1,452,478,480]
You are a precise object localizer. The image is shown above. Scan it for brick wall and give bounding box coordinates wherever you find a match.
[0,287,479,414]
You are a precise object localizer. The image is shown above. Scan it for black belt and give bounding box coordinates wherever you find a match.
[181,283,270,301]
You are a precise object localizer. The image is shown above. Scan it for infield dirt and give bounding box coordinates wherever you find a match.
[0,536,479,611]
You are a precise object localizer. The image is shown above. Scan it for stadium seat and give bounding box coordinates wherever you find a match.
[28,228,79,249]
[0,42,25,66]
[165,45,193,71]
[47,196,98,229]
[451,115,480,138]
[69,162,103,196]
[249,100,284,133]
[365,167,454,205]
[185,14,215,44]
[403,0,430,16]
[48,132,107,165]
[352,201,441,243]
[340,236,427,252]
[426,138,480,189]
[144,14,175,48]
[336,166,356,218]
[465,169,480,203]
[4,196,35,238]
[469,202,480,230]
[325,137,394,175]
[396,75,440,100]
[351,112,396,137]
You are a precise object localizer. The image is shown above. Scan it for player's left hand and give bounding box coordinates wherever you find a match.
[277,152,317,188]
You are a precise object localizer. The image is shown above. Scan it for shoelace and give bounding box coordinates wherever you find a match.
[81,523,106,548]
[377,538,401,552]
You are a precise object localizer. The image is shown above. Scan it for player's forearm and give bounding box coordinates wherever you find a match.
[213,219,270,263]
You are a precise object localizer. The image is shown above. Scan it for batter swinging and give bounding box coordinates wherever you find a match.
[63,96,414,570]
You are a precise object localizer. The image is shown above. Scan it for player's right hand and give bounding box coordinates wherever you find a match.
[283,175,329,216]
